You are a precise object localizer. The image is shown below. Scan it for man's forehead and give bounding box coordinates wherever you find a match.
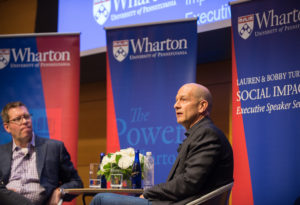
[8,106,28,114]
[176,89,193,99]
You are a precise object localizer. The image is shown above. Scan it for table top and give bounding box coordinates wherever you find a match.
[64,188,144,195]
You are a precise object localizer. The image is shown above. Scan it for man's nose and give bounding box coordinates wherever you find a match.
[174,101,179,109]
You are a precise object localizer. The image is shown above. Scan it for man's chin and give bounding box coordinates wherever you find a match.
[177,119,185,125]
[22,131,33,139]
[24,136,33,144]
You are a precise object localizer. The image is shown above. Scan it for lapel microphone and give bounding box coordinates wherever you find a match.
[21,148,30,159]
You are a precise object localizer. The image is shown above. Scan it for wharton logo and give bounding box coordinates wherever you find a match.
[1,47,71,68]
[94,0,156,25]
[112,37,188,62]
[11,48,70,62]
[238,14,254,40]
[255,9,300,29]
[113,40,129,62]
[0,49,10,69]
[93,0,111,25]
[238,9,300,39]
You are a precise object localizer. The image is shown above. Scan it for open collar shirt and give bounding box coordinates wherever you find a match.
[6,133,46,205]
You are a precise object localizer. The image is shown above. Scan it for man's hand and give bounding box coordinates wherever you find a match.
[139,194,144,199]
[47,188,62,205]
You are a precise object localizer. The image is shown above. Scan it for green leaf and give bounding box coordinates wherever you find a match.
[103,163,111,169]
[115,154,122,165]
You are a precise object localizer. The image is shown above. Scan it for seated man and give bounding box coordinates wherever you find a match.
[90,83,234,205]
[0,101,83,205]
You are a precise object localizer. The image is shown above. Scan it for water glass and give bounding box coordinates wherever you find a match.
[89,163,101,188]
[110,169,123,189]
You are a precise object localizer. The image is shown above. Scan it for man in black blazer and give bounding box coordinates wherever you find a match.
[0,101,83,204]
[90,83,233,205]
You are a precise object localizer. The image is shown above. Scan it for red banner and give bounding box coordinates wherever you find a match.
[0,33,80,205]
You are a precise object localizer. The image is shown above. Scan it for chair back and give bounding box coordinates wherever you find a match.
[186,182,233,205]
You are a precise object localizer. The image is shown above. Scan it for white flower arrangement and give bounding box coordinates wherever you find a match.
[98,147,145,182]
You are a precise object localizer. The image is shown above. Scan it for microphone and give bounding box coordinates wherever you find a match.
[25,152,31,160]
[21,148,30,159]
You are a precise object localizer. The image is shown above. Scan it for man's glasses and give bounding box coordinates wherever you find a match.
[8,114,32,125]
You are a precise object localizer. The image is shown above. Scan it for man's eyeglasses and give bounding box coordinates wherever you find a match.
[8,114,32,124]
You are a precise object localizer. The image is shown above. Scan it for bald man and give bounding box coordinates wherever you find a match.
[91,83,233,205]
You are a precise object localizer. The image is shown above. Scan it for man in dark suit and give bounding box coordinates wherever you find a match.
[0,101,83,205]
[90,83,233,205]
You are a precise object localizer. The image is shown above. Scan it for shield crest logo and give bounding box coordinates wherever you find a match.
[0,49,10,69]
[113,40,129,62]
[238,14,254,40]
[93,0,111,26]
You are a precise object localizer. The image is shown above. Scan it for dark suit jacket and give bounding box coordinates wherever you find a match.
[0,136,83,203]
[143,117,234,205]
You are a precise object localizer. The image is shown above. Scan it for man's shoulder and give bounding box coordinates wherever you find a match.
[193,117,220,134]
[35,136,63,147]
[0,142,12,150]
[191,117,227,141]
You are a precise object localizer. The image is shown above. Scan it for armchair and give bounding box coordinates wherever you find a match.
[186,182,233,205]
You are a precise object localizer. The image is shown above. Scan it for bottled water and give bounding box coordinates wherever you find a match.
[144,152,154,189]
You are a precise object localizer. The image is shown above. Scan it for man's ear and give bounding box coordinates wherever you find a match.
[3,123,10,133]
[198,100,208,114]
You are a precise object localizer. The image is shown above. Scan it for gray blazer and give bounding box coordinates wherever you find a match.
[143,117,234,205]
[0,136,83,203]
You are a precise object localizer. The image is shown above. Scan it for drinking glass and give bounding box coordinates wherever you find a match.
[89,163,101,188]
[110,169,123,189]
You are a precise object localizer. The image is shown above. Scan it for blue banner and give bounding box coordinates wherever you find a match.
[0,34,80,180]
[0,36,48,143]
[106,19,197,184]
[231,0,300,204]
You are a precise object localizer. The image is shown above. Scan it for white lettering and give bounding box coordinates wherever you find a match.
[273,84,300,97]
[237,87,271,101]
[11,48,70,63]
[130,37,188,53]
[113,0,151,11]
[113,0,127,11]
[256,9,300,29]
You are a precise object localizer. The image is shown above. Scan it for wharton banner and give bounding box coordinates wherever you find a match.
[106,19,197,184]
[0,33,80,175]
[231,0,300,204]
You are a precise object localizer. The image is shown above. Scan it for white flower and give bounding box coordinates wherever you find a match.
[100,154,116,171]
[99,147,146,180]
[107,153,117,163]
[119,147,135,158]
[118,155,134,169]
